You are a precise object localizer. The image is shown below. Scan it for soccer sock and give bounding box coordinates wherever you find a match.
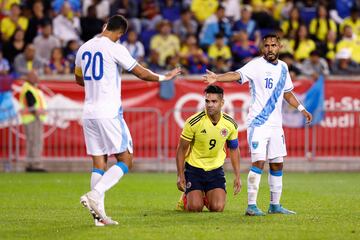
[268,170,283,205]
[247,166,262,206]
[94,162,128,196]
[91,168,105,215]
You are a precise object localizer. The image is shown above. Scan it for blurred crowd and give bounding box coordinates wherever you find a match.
[1,0,360,81]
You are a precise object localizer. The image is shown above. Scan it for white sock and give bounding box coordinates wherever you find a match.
[247,166,263,205]
[91,169,105,215]
[269,170,283,205]
[94,162,128,196]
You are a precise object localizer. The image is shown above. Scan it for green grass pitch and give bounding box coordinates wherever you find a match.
[0,172,359,240]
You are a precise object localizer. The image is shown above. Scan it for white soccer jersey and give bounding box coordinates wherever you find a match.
[75,36,137,119]
[236,56,294,127]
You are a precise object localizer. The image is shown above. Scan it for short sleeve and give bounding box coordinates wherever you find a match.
[236,60,255,84]
[228,125,238,141]
[75,48,82,68]
[113,43,138,71]
[283,64,294,92]
[180,121,194,142]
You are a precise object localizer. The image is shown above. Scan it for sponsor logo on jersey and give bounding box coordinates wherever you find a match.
[200,129,206,134]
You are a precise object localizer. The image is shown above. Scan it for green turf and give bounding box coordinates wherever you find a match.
[0,172,359,240]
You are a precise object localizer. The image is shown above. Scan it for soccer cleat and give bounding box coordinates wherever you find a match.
[245,204,266,216]
[80,194,103,224]
[175,193,186,211]
[85,190,107,220]
[100,217,119,225]
[268,204,296,214]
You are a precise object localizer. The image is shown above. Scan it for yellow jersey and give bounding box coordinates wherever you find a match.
[181,111,238,171]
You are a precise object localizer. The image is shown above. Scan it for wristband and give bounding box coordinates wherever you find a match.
[158,74,166,81]
[297,104,305,112]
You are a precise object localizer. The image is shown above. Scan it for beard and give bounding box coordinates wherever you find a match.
[265,52,279,62]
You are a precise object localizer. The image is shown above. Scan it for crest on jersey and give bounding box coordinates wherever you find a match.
[220,128,228,137]
[252,141,259,149]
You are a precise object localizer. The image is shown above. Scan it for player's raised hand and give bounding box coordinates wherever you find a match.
[233,176,242,195]
[302,109,313,124]
[164,67,182,80]
[203,69,218,84]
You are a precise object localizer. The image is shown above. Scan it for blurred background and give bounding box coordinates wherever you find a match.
[0,0,359,172]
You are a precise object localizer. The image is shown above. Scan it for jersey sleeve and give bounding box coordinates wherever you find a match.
[113,44,138,71]
[236,60,255,84]
[180,121,194,142]
[226,126,238,149]
[75,48,82,68]
[283,64,294,92]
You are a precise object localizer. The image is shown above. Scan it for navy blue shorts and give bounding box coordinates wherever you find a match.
[184,162,226,194]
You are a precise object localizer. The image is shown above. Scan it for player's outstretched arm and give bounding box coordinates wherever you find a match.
[203,69,241,84]
[176,138,190,192]
[284,91,313,124]
[229,147,241,195]
[131,64,181,82]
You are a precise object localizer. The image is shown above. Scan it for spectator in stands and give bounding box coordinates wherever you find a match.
[19,71,47,172]
[0,0,21,16]
[336,25,360,64]
[14,43,45,76]
[64,39,79,73]
[53,1,81,46]
[317,30,337,64]
[298,0,317,26]
[309,4,337,43]
[279,52,302,80]
[160,0,181,22]
[123,30,145,64]
[231,30,259,70]
[33,22,61,63]
[150,20,180,67]
[52,0,81,14]
[44,47,70,75]
[276,28,293,55]
[190,0,218,24]
[290,24,316,62]
[199,5,232,49]
[281,7,301,39]
[82,0,110,21]
[222,0,240,23]
[140,0,163,31]
[0,3,29,42]
[232,5,260,42]
[80,4,104,42]
[211,56,230,73]
[110,0,141,34]
[173,8,198,42]
[301,50,330,80]
[250,0,278,32]
[207,33,232,69]
[2,28,26,66]
[332,48,360,75]
[179,34,208,74]
[25,0,51,44]
[0,50,10,75]
[340,6,360,37]
[146,50,163,72]
[329,0,357,24]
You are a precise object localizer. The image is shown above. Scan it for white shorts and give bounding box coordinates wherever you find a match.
[247,125,287,161]
[83,117,133,156]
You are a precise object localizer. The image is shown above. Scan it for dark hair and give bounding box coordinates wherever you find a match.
[106,15,128,33]
[262,33,280,42]
[204,85,224,98]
